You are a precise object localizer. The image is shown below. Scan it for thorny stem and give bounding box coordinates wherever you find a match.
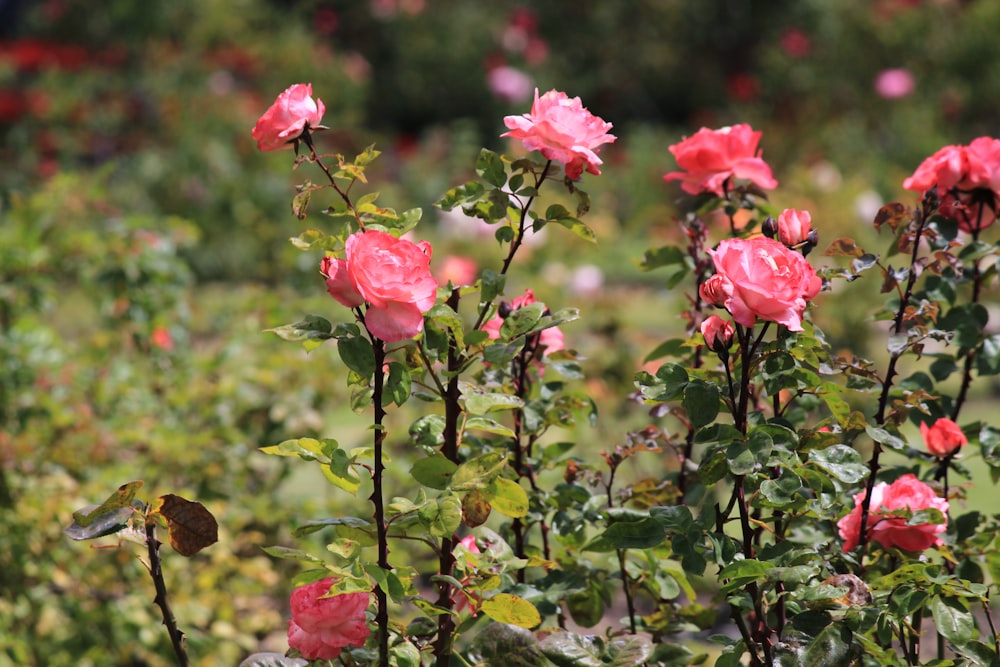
[370,338,390,667]
[860,206,928,553]
[433,289,463,667]
[605,461,638,634]
[951,201,987,421]
[144,521,189,667]
[299,129,364,230]
[510,334,541,581]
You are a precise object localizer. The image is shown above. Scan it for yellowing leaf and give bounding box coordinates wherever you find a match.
[481,593,541,629]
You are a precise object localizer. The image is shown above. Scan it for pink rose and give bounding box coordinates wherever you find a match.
[776,208,814,248]
[321,231,438,342]
[700,315,734,353]
[287,578,370,660]
[903,136,1000,233]
[920,418,967,457]
[838,474,948,552]
[483,289,564,355]
[252,83,325,151]
[707,236,822,332]
[663,124,779,197]
[699,274,733,307]
[502,89,616,179]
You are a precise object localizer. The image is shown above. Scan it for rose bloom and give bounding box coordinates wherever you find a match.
[287,578,370,660]
[322,230,438,342]
[483,289,564,355]
[663,124,779,197]
[252,83,325,151]
[707,236,822,332]
[699,273,734,307]
[700,315,734,353]
[502,88,616,179]
[776,208,813,247]
[903,136,1000,233]
[838,474,948,552]
[920,417,967,457]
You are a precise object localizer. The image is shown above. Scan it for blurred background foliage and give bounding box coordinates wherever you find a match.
[1,0,999,664]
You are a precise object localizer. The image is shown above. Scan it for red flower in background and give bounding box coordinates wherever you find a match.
[838,474,948,552]
[287,578,370,660]
[663,124,778,197]
[251,83,325,151]
[502,89,616,179]
[321,231,437,342]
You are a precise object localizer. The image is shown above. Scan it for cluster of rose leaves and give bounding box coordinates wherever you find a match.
[252,83,998,660]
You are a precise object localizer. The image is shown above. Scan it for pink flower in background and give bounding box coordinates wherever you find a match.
[874,68,915,99]
[150,326,174,351]
[483,289,564,355]
[920,418,967,457]
[252,83,325,151]
[708,236,822,332]
[436,255,478,287]
[663,124,779,197]
[903,136,1000,233]
[700,315,734,353]
[502,89,616,179]
[321,231,437,342]
[838,475,948,552]
[776,208,813,247]
[487,66,534,104]
[287,579,370,660]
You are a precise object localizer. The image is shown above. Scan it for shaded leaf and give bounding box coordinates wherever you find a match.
[149,494,219,556]
[71,481,144,527]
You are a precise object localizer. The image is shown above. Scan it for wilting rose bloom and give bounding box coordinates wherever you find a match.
[920,418,967,457]
[502,89,616,179]
[321,231,437,342]
[483,289,564,355]
[287,579,370,660]
[663,124,778,197]
[903,136,1000,233]
[838,474,948,552]
[700,315,734,353]
[252,83,325,151]
[776,208,813,247]
[707,237,822,332]
[874,68,915,99]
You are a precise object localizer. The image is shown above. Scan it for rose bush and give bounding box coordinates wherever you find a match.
[482,288,564,356]
[501,88,616,179]
[287,579,371,660]
[321,230,437,342]
[704,235,822,331]
[251,83,326,152]
[921,417,967,457]
[837,474,949,552]
[662,123,778,196]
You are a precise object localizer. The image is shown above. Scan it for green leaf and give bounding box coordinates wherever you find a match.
[486,477,529,518]
[450,452,507,491]
[476,148,507,188]
[638,246,686,272]
[683,380,720,429]
[417,495,462,538]
[931,597,976,644]
[410,455,458,490]
[337,333,376,378]
[266,315,333,350]
[551,217,597,243]
[260,437,333,462]
[64,503,137,541]
[539,633,604,667]
[800,621,854,667]
[586,517,666,551]
[261,546,325,564]
[459,382,525,414]
[464,416,516,437]
[70,481,143,528]
[322,449,361,494]
[809,445,868,484]
[481,594,541,629]
[383,361,411,407]
[719,559,772,593]
[436,181,486,211]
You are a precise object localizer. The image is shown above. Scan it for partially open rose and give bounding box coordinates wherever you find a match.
[287,579,370,660]
[838,474,948,552]
[252,83,325,152]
